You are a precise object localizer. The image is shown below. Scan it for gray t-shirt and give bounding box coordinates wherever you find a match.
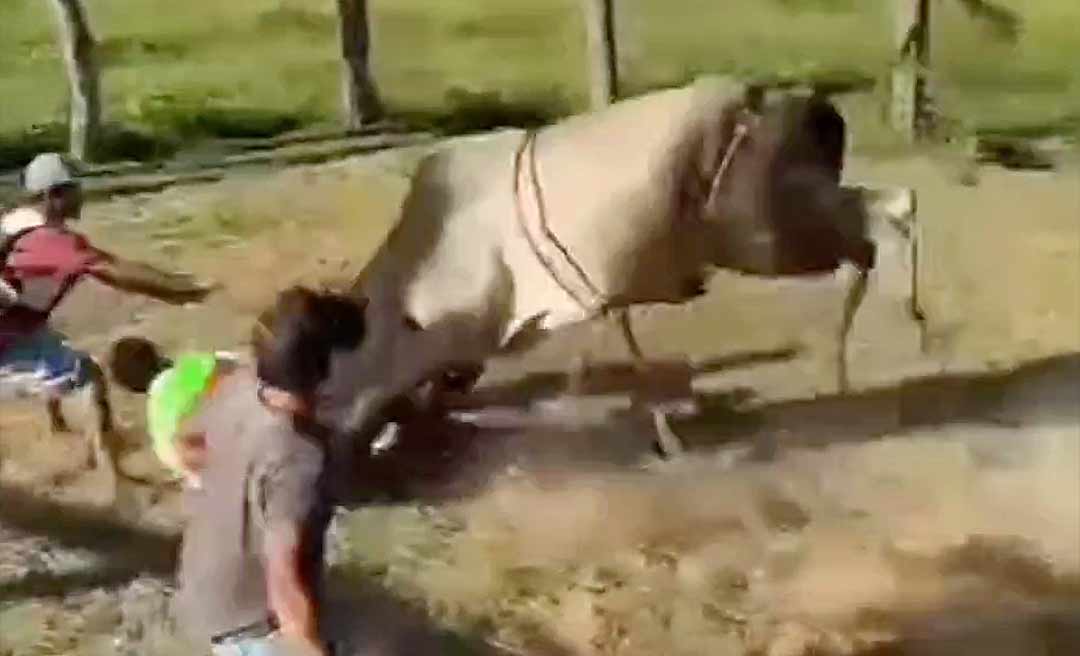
[173,369,332,643]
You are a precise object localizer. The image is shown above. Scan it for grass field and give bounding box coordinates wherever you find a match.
[1,0,1078,168]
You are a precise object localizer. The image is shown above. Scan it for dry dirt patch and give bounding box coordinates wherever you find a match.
[0,148,1077,655]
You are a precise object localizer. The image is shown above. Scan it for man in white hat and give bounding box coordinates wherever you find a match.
[1,153,217,484]
[0,153,73,305]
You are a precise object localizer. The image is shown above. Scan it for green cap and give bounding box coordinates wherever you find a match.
[146,352,217,475]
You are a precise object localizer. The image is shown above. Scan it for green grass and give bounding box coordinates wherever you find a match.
[0,0,1077,169]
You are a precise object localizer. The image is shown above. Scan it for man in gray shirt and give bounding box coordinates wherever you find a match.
[173,287,366,656]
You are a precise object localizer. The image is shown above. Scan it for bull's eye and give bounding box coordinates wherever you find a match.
[402,315,422,331]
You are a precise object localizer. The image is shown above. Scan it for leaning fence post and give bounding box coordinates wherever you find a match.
[890,0,932,141]
[581,0,619,109]
[337,0,383,130]
[49,0,102,162]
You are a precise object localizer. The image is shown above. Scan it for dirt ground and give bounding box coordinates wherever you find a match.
[0,140,1077,655]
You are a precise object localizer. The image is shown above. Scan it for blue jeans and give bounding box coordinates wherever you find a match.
[210,632,292,656]
[0,328,90,401]
[211,633,335,656]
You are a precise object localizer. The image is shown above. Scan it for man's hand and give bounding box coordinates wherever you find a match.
[164,275,221,305]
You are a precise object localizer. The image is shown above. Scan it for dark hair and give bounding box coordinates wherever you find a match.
[253,287,366,396]
[109,336,173,393]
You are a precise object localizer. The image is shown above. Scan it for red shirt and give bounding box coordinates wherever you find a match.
[0,226,107,352]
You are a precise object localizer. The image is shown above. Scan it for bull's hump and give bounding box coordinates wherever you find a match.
[548,84,699,146]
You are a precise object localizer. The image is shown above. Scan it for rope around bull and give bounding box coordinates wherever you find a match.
[511,128,604,315]
[510,119,752,319]
[509,118,756,459]
[510,104,869,404]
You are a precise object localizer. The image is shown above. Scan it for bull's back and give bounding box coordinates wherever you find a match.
[358,131,524,332]
[530,78,740,303]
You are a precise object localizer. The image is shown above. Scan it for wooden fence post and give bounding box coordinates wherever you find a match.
[581,0,619,109]
[890,0,932,141]
[337,0,383,129]
[49,0,101,161]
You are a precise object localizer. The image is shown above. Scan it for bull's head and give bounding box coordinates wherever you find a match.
[316,290,429,449]
[699,87,921,392]
[700,89,878,278]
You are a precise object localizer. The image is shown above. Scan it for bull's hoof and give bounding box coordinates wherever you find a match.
[651,439,673,460]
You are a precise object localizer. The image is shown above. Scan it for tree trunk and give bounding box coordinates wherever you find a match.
[890,0,932,141]
[581,0,619,109]
[49,0,101,161]
[337,0,383,130]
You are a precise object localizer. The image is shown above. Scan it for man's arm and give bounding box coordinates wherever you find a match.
[86,251,217,305]
[265,523,325,655]
[257,453,328,655]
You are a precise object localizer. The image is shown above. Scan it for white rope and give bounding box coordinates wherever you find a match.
[511,130,605,315]
[705,121,751,210]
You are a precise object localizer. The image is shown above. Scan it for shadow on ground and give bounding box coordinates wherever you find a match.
[857,604,1080,656]
[0,484,178,603]
[673,350,1080,452]
[0,486,553,655]
[345,351,1080,507]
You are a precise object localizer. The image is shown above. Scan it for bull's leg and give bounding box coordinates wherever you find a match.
[909,229,931,354]
[836,268,869,394]
[615,309,686,459]
[567,321,602,397]
[567,353,590,396]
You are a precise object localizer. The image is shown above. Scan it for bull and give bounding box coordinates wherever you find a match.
[321,77,921,459]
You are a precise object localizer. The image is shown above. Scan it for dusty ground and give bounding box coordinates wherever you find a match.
[0,140,1077,655]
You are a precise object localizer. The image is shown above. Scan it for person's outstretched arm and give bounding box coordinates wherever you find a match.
[87,250,217,305]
